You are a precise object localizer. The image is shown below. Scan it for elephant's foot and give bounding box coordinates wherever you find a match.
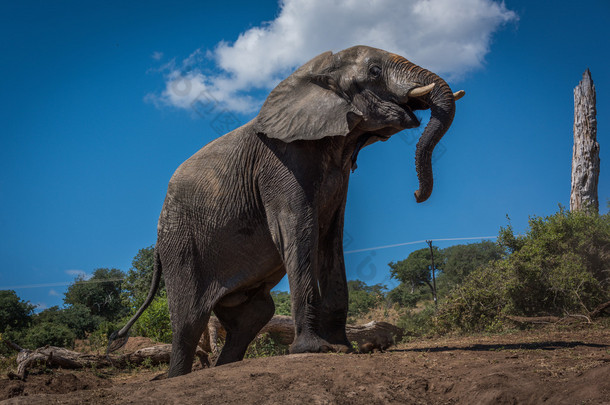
[290,333,352,354]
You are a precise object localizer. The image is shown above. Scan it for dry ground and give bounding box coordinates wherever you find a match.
[2,325,609,404]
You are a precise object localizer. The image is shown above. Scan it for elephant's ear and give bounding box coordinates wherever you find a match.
[254,51,363,142]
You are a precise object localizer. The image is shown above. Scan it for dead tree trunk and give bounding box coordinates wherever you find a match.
[4,340,177,380]
[570,69,599,213]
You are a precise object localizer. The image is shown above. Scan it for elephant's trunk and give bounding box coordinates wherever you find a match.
[413,78,455,203]
[390,57,457,203]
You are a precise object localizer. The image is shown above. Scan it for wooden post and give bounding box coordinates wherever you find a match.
[426,240,437,306]
[570,69,599,213]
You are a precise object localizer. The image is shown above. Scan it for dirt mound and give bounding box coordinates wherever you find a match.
[2,327,609,404]
[0,371,112,402]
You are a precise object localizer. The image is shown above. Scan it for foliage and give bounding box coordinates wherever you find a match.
[435,261,511,333]
[0,290,35,333]
[271,291,291,316]
[437,209,610,332]
[497,219,526,254]
[389,248,443,297]
[133,291,172,343]
[88,319,127,352]
[35,304,103,339]
[123,245,165,309]
[347,280,386,320]
[502,208,609,314]
[20,322,76,349]
[440,241,504,289]
[64,268,127,321]
[397,304,438,338]
[387,284,421,308]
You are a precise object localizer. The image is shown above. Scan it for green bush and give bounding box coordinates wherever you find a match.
[271,291,291,316]
[20,322,76,349]
[387,284,421,308]
[397,304,438,338]
[35,304,103,339]
[436,261,511,333]
[133,291,172,343]
[88,319,126,351]
[436,209,610,332]
[348,290,378,318]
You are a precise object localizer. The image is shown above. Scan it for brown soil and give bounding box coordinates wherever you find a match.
[2,326,609,404]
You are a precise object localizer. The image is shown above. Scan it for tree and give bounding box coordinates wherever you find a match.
[0,290,34,334]
[389,248,444,297]
[64,268,127,321]
[570,69,599,213]
[387,284,420,308]
[123,245,165,308]
[440,241,504,288]
[35,304,103,339]
[347,280,386,296]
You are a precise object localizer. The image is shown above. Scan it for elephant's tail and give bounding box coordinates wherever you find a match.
[106,249,163,354]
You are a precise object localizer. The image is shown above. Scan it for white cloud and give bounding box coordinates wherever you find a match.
[152,51,164,61]
[49,289,60,297]
[35,302,48,310]
[152,0,517,114]
[65,269,91,280]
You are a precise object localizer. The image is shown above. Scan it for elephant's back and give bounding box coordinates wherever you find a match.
[157,122,270,243]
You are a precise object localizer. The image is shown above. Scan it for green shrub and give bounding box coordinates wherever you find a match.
[20,322,76,349]
[133,291,172,343]
[88,319,126,352]
[397,304,438,338]
[35,304,103,339]
[271,291,291,316]
[436,209,610,332]
[436,261,511,332]
[387,284,421,308]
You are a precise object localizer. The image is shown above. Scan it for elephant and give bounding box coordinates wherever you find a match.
[109,45,464,377]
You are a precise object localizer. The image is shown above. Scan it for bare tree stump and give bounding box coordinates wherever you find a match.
[571,69,599,213]
[199,315,404,359]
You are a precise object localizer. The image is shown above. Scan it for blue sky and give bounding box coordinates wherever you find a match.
[1,0,608,310]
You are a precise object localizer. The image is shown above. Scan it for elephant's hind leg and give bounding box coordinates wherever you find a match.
[213,286,275,366]
[166,283,213,378]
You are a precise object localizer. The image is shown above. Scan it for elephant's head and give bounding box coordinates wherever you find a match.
[255,45,464,203]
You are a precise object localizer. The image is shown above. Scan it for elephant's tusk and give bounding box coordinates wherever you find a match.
[453,90,466,101]
[408,82,435,97]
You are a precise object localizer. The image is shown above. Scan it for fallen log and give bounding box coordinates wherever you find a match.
[3,339,178,380]
[199,315,404,357]
[5,317,403,378]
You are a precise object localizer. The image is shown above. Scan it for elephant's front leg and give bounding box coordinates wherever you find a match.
[268,207,334,354]
[317,210,351,350]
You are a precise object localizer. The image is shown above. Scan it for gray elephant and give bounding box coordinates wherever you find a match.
[109,45,464,377]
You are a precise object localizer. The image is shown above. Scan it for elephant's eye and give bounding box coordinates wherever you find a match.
[369,65,382,78]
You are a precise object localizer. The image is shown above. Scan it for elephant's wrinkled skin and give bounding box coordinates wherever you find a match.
[110,46,463,377]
